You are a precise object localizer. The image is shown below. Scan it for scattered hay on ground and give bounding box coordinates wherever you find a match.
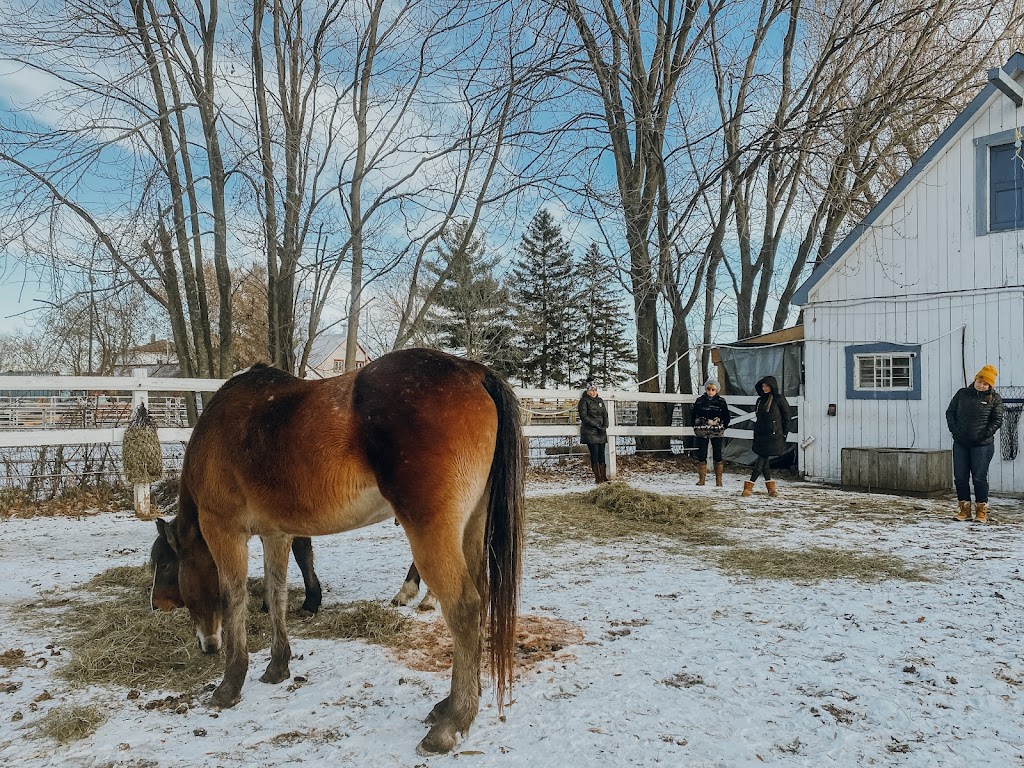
[0,485,130,520]
[527,483,732,546]
[26,566,422,695]
[31,703,107,743]
[715,545,932,583]
[300,601,411,641]
[389,615,584,677]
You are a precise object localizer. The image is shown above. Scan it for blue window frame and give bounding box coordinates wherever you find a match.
[845,343,922,400]
[990,142,1024,232]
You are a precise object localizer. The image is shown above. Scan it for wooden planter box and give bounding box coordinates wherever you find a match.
[841,447,952,497]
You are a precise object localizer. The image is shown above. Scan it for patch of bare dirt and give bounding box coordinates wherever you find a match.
[389,614,584,676]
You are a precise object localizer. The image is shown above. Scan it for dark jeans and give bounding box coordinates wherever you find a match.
[953,441,995,503]
[749,456,772,482]
[586,442,605,467]
[695,436,724,463]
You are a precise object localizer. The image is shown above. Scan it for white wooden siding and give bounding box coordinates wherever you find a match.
[801,292,1024,493]
[808,88,1024,304]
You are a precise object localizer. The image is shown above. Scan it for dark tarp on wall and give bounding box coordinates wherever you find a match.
[717,343,802,466]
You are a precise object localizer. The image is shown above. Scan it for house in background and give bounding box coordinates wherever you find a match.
[301,332,371,378]
[793,52,1024,494]
[116,337,180,378]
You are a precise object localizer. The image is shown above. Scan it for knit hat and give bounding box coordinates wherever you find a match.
[704,378,720,390]
[975,365,998,387]
[585,381,597,391]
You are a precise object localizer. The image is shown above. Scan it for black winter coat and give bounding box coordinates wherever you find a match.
[691,393,731,438]
[946,386,1004,447]
[578,393,608,445]
[751,376,791,457]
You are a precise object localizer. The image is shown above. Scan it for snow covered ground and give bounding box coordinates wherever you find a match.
[1,471,1023,767]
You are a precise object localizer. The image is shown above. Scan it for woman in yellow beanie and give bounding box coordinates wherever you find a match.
[945,365,1004,522]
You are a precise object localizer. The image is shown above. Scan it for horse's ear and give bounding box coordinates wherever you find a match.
[156,517,179,554]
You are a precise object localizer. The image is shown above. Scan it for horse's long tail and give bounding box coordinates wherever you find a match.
[482,371,525,711]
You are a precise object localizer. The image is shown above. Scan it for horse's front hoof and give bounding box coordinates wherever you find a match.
[259,665,290,685]
[415,724,461,755]
[298,603,319,616]
[210,684,241,709]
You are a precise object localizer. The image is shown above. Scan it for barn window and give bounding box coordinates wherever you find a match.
[989,142,1024,232]
[845,343,921,400]
[333,359,344,372]
[854,354,913,391]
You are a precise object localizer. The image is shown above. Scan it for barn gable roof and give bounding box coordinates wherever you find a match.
[792,51,1024,307]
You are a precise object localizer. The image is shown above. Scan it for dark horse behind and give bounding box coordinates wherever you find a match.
[149,348,524,755]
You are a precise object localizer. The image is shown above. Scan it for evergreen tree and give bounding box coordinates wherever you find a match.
[575,243,635,386]
[509,209,577,387]
[420,220,517,376]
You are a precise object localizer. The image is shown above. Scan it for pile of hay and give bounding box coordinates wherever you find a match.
[716,545,933,583]
[527,483,730,545]
[32,704,107,744]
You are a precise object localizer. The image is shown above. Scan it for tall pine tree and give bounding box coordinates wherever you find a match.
[575,243,635,386]
[420,220,517,376]
[509,209,577,387]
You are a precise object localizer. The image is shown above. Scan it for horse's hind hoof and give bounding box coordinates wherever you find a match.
[259,666,290,685]
[424,696,450,725]
[415,724,461,755]
[210,684,241,709]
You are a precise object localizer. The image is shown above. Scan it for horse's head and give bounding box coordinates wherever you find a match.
[150,517,223,654]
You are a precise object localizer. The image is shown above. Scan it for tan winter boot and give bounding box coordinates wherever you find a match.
[766,480,778,497]
[591,464,602,485]
[741,480,755,497]
[715,462,724,487]
[697,464,707,486]
[955,500,972,521]
[974,502,989,523]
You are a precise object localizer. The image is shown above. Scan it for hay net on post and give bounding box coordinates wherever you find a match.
[999,386,1024,462]
[122,403,163,484]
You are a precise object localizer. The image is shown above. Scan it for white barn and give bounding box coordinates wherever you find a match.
[793,52,1024,494]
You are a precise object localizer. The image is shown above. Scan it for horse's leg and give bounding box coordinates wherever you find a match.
[410,500,487,755]
[205,527,250,709]
[390,560,421,606]
[291,536,322,616]
[260,533,293,684]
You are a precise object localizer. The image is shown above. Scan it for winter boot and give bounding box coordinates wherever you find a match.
[974,502,989,523]
[955,500,972,521]
[715,462,724,487]
[697,464,707,486]
[766,480,778,497]
[741,480,755,497]
[591,463,602,485]
[598,463,609,483]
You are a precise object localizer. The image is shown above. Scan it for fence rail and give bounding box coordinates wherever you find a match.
[0,372,802,511]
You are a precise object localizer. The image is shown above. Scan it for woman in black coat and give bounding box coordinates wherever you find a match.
[578,381,609,484]
[946,364,1003,522]
[743,375,791,497]
[690,378,731,487]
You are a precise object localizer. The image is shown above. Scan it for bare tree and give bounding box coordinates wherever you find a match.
[708,0,1023,339]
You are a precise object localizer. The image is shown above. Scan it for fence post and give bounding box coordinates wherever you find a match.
[605,395,617,480]
[131,368,152,518]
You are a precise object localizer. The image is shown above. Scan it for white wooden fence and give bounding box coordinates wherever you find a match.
[0,372,802,515]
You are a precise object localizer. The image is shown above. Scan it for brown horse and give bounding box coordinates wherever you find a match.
[152,528,434,614]
[152,348,524,754]
[151,527,322,615]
